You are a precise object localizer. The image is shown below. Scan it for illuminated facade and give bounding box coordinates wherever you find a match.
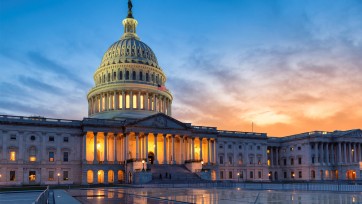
[0,1,361,186]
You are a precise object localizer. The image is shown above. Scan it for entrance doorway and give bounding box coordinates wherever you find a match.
[346,170,356,180]
[29,171,36,182]
[148,152,155,164]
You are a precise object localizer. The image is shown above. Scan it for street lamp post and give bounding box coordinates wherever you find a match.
[142,160,145,171]
[237,173,240,182]
[57,173,60,185]
[201,161,204,170]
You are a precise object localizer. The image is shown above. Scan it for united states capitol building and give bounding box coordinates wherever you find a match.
[0,2,361,186]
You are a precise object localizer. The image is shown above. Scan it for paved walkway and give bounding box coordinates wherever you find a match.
[53,190,80,204]
[0,191,42,204]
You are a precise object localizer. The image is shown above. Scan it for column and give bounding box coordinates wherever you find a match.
[338,142,342,163]
[93,132,98,164]
[124,134,128,162]
[208,139,211,164]
[145,134,149,163]
[270,147,274,166]
[315,143,319,164]
[136,134,139,160]
[180,136,184,164]
[137,91,141,110]
[154,133,158,164]
[105,93,109,111]
[114,134,118,163]
[276,147,279,166]
[104,133,108,163]
[145,93,149,111]
[321,143,325,164]
[214,139,217,163]
[82,133,87,163]
[344,142,347,163]
[114,91,119,110]
[353,143,356,163]
[326,143,329,164]
[122,91,125,109]
[163,134,167,164]
[100,94,103,111]
[200,138,203,161]
[331,143,334,164]
[153,94,156,111]
[130,91,133,110]
[191,137,195,160]
[172,135,175,164]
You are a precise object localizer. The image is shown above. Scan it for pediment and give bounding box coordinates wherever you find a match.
[129,113,188,130]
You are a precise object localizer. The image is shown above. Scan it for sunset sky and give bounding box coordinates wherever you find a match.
[0,0,361,136]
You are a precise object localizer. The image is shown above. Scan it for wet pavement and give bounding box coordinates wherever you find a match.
[0,191,42,204]
[67,187,362,204]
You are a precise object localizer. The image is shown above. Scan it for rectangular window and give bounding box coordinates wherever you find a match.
[291,158,294,165]
[29,171,36,181]
[49,171,54,181]
[10,171,16,181]
[219,156,223,164]
[290,147,294,151]
[249,157,254,164]
[298,146,301,150]
[49,136,54,142]
[219,145,223,149]
[64,137,69,142]
[10,151,16,161]
[312,157,315,164]
[267,159,271,166]
[228,156,232,164]
[63,152,69,162]
[228,145,232,149]
[10,135,16,140]
[284,172,287,179]
[257,146,260,150]
[229,171,233,179]
[299,171,302,178]
[63,171,69,180]
[220,171,224,179]
[258,171,262,179]
[283,159,287,166]
[29,156,36,162]
[49,152,54,162]
[298,157,302,165]
[250,171,253,179]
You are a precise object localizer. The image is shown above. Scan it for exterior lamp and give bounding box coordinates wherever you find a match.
[142,160,145,171]
[57,173,60,185]
[97,143,101,149]
[237,173,240,182]
[201,161,204,169]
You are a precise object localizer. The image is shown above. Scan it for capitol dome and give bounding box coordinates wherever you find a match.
[100,38,159,69]
[87,2,173,120]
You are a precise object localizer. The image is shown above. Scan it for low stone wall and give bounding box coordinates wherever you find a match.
[133,172,152,184]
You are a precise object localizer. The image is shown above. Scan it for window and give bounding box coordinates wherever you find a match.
[219,145,223,149]
[228,156,232,164]
[291,172,295,179]
[298,157,302,165]
[238,145,242,149]
[63,152,69,162]
[49,136,54,142]
[249,157,254,164]
[139,71,143,80]
[10,171,16,181]
[63,137,69,142]
[257,146,260,150]
[249,146,253,150]
[312,156,315,164]
[258,158,261,165]
[299,171,302,178]
[107,73,110,82]
[291,158,294,165]
[113,72,116,80]
[283,159,287,166]
[63,171,69,180]
[268,159,271,166]
[119,71,123,80]
[229,171,233,179]
[238,155,243,165]
[250,171,253,179]
[49,171,54,181]
[10,151,16,161]
[30,136,35,141]
[125,71,130,80]
[132,71,136,80]
[284,172,287,179]
[258,171,262,179]
[240,172,244,179]
[49,152,54,162]
[220,171,224,179]
[29,147,36,162]
[219,156,224,164]
[228,145,232,149]
[311,144,314,150]
[298,146,301,150]
[10,135,16,140]
[290,147,294,151]
[311,170,316,179]
[29,171,36,181]
[146,73,149,81]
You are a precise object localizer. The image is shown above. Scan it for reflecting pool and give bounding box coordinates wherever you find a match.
[68,187,362,204]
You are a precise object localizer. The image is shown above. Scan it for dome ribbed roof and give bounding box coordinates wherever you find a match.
[100,38,159,68]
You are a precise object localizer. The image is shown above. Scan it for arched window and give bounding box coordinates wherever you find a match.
[156,75,159,84]
[311,170,315,179]
[151,74,154,82]
[132,71,136,80]
[125,71,130,80]
[139,71,143,81]
[30,136,35,141]
[119,71,123,80]
[146,73,149,81]
[99,76,101,84]
[108,73,111,82]
[97,170,104,184]
[113,72,116,80]
[87,170,93,184]
[108,170,114,183]
[29,146,36,161]
[117,170,124,183]
[103,75,105,83]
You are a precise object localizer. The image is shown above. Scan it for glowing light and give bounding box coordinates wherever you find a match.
[29,156,36,162]
[10,151,16,161]
[97,143,101,149]
[57,173,60,177]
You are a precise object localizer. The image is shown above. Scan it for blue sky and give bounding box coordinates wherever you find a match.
[1,0,361,136]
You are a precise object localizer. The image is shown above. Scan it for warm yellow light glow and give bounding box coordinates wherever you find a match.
[133,95,137,109]
[97,143,101,149]
[267,150,270,154]
[352,149,354,152]
[267,159,271,166]
[142,160,145,164]
[57,173,60,177]
[10,151,16,161]
[237,173,240,176]
[98,172,101,175]
[268,173,271,176]
[201,161,204,165]
[29,156,36,162]
[126,94,130,108]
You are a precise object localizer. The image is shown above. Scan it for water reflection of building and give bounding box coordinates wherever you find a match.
[0,1,361,186]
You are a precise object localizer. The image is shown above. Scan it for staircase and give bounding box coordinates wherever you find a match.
[148,164,202,184]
